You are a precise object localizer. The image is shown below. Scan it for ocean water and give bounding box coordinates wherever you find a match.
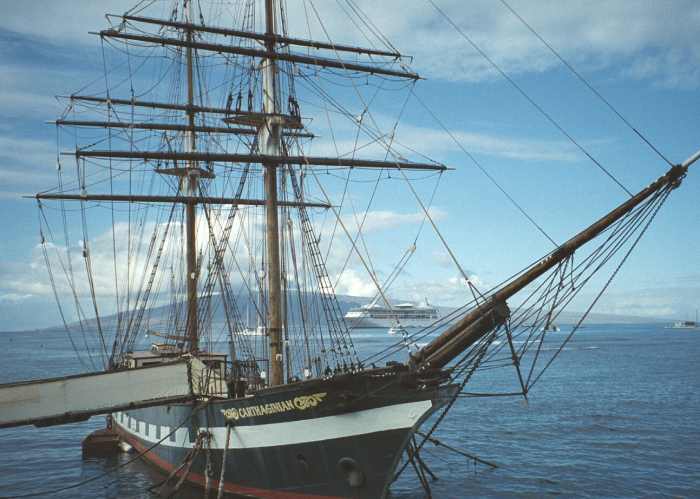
[1,324,699,498]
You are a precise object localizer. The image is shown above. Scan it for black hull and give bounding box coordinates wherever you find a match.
[113,370,454,498]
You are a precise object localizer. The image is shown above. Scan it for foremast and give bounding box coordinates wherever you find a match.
[261,0,284,386]
[184,0,199,353]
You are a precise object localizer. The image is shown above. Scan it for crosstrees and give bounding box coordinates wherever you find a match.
[118,14,403,58]
[32,193,330,209]
[52,119,315,138]
[96,30,420,80]
[68,95,300,120]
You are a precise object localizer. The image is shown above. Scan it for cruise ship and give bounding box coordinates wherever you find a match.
[344,300,440,329]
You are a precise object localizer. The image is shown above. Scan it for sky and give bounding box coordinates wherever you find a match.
[0,0,698,330]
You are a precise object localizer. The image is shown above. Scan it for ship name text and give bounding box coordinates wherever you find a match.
[221,392,327,421]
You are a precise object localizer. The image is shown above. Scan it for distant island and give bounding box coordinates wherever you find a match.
[0,293,672,334]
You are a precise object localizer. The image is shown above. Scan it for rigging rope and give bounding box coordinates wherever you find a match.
[300,8,485,302]
[497,0,674,168]
[427,0,633,197]
[363,169,674,381]
[410,89,558,247]
[527,187,672,389]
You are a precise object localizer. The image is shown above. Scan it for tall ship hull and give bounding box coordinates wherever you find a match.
[112,370,454,498]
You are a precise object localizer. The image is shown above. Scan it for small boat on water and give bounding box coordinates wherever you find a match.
[387,325,408,336]
[667,310,699,329]
[669,321,698,329]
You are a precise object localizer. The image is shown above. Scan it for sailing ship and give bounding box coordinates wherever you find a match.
[1,1,699,498]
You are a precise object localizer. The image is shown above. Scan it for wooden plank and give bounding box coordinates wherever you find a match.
[0,360,198,429]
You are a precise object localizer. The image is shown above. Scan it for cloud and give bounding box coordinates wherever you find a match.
[298,0,700,87]
[1,209,249,305]
[385,272,483,307]
[333,268,377,298]
[623,49,700,89]
[0,1,134,44]
[4,1,700,88]
[344,207,446,233]
[0,293,34,302]
[586,286,700,319]
[398,125,579,162]
[303,106,580,166]
[332,265,482,306]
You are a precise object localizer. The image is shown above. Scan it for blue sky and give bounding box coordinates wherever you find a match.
[0,0,698,330]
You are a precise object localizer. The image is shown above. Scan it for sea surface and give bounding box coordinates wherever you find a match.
[1,324,699,498]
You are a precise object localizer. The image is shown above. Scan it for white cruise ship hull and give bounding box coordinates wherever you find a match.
[345,316,437,329]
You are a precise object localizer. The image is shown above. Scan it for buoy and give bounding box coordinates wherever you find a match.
[81,428,122,457]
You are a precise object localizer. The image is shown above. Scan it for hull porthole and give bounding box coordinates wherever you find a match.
[337,457,365,488]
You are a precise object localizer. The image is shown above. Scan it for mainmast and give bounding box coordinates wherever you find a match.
[261,0,284,386]
[185,0,199,352]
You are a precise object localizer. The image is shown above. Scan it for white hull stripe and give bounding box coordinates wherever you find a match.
[115,399,433,449]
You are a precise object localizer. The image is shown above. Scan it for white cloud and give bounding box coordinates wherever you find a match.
[333,268,376,298]
[0,293,34,302]
[307,121,578,164]
[301,105,580,168]
[3,1,700,88]
[398,125,578,162]
[0,1,135,44]
[300,0,700,87]
[329,267,481,306]
[386,272,482,306]
[585,286,700,319]
[344,207,446,233]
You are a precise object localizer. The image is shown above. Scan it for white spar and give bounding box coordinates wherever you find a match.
[0,357,210,429]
